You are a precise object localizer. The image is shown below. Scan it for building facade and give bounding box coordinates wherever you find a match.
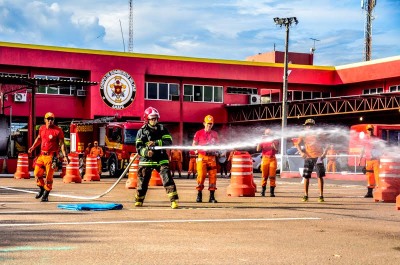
[1,41,400,150]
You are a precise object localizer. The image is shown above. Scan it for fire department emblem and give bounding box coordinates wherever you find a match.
[100,69,136,109]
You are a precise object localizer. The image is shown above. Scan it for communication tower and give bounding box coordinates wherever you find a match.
[128,0,134,52]
[361,0,377,61]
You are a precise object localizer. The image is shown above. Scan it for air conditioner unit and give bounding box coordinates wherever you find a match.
[249,94,261,105]
[76,90,86,97]
[14,93,27,102]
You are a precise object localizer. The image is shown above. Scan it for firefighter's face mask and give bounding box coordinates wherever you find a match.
[148,118,158,127]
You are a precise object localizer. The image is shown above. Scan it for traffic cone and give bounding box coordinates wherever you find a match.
[83,155,100,181]
[59,159,68,178]
[14,153,30,179]
[374,157,400,203]
[396,195,400,210]
[126,153,139,189]
[63,153,82,183]
[227,151,256,197]
[149,169,163,186]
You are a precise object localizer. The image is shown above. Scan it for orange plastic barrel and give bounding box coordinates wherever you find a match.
[63,153,82,183]
[396,195,400,210]
[125,153,139,189]
[226,151,256,197]
[374,157,400,203]
[83,155,100,181]
[14,153,30,179]
[149,169,163,186]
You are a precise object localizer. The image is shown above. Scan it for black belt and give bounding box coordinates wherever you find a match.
[41,151,57,156]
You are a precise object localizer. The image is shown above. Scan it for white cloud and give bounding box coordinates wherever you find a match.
[0,0,399,65]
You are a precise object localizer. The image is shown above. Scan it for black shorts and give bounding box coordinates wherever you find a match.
[303,158,325,179]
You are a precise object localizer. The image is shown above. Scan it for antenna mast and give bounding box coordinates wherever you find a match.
[361,0,377,61]
[128,0,134,52]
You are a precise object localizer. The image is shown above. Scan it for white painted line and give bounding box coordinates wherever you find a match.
[0,217,321,227]
[0,210,83,214]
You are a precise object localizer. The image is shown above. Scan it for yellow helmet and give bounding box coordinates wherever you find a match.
[44,112,55,119]
[303,118,315,126]
[204,115,214,124]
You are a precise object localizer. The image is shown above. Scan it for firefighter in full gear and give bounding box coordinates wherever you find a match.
[256,128,279,197]
[192,115,219,203]
[90,141,104,176]
[28,112,69,202]
[135,107,179,209]
[361,124,381,198]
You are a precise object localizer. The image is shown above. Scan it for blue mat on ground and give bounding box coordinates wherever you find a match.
[57,203,123,211]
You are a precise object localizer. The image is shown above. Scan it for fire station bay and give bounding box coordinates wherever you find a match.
[1,41,400,174]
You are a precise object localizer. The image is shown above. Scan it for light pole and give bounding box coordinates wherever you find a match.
[273,17,298,172]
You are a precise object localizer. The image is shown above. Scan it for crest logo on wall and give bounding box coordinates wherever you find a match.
[100,69,136,110]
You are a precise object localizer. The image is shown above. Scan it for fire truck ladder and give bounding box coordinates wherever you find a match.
[71,116,117,125]
[227,93,400,123]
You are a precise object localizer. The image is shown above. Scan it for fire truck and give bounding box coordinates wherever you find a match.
[348,124,400,167]
[69,117,143,177]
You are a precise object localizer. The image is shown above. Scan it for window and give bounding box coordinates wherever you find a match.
[183,84,223,103]
[227,86,257,95]
[362,87,383,95]
[289,90,331,101]
[35,75,83,95]
[145,82,180,101]
[389,85,399,92]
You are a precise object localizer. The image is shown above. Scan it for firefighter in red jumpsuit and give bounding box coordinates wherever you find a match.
[192,115,219,203]
[361,124,381,198]
[135,107,179,209]
[256,128,279,197]
[28,112,68,202]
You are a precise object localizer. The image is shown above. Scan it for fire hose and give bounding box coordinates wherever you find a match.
[0,153,139,200]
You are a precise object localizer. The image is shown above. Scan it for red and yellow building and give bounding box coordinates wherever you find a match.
[1,41,400,149]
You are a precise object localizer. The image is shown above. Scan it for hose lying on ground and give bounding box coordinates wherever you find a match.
[0,153,139,200]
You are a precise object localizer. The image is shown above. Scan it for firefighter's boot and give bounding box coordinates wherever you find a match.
[35,186,45,199]
[270,186,276,197]
[196,191,202,203]
[41,190,50,202]
[260,186,266,197]
[364,188,373,198]
[209,190,218,203]
[171,200,179,209]
[135,195,145,207]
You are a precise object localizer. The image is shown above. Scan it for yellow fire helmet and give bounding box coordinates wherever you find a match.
[303,118,315,126]
[204,115,214,124]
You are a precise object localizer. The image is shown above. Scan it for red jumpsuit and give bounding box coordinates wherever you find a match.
[193,129,219,191]
[34,125,64,191]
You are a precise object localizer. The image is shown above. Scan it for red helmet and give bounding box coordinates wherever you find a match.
[143,107,160,122]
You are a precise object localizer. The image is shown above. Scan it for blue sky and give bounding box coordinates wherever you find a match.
[0,0,399,66]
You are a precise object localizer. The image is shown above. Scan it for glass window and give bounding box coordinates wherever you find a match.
[159,83,168,100]
[183,85,193,101]
[214,86,223,102]
[147,83,158,99]
[203,86,213,102]
[124,129,138,144]
[194,85,203,101]
[293,91,302,100]
[312,92,321,98]
[389,86,397,92]
[303,91,312,99]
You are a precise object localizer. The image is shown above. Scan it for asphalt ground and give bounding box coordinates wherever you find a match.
[0,173,399,265]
